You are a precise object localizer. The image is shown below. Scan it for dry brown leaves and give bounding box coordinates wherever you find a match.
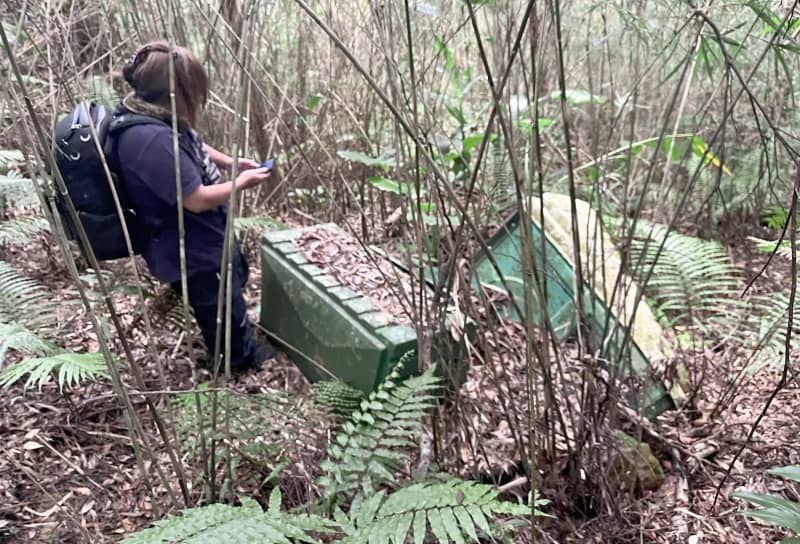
[295,227,416,327]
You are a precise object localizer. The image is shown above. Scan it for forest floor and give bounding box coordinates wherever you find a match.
[0,218,798,543]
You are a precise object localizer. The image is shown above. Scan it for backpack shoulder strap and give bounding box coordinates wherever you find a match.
[104,113,170,158]
[105,113,201,171]
[107,112,168,134]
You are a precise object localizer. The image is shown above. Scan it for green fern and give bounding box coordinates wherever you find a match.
[0,351,107,391]
[123,359,548,543]
[750,236,797,260]
[122,491,334,544]
[730,291,800,368]
[173,385,323,484]
[0,170,39,209]
[0,261,62,333]
[338,480,548,544]
[0,322,52,359]
[621,220,740,329]
[0,149,24,174]
[317,354,442,502]
[311,380,367,417]
[0,217,50,245]
[0,261,105,390]
[234,215,285,236]
[733,466,800,542]
[762,206,798,230]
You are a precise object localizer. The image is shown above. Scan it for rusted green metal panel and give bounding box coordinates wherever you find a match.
[260,224,467,392]
[473,197,676,418]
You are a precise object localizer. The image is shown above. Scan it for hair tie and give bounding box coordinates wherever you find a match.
[127,45,179,67]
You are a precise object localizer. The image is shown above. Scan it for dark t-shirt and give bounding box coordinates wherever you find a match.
[114,122,226,283]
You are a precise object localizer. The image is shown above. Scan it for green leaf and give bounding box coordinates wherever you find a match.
[268,486,282,513]
[768,466,800,483]
[338,150,396,169]
[440,507,465,544]
[0,351,107,392]
[453,506,479,542]
[412,510,427,544]
[307,94,322,110]
[368,176,415,196]
[434,36,455,75]
[462,134,484,155]
[390,512,414,544]
[427,509,449,543]
[446,105,466,127]
[466,505,492,536]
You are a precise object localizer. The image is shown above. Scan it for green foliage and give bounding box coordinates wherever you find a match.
[337,150,396,170]
[127,365,544,544]
[762,206,796,230]
[122,492,334,544]
[733,466,800,542]
[731,290,800,368]
[0,170,39,209]
[317,358,441,502]
[750,236,794,259]
[339,480,549,544]
[0,260,61,333]
[0,149,24,173]
[311,379,366,417]
[0,261,104,391]
[233,215,286,236]
[367,176,415,196]
[0,217,50,246]
[0,322,51,359]
[0,352,107,391]
[172,385,318,483]
[620,220,740,329]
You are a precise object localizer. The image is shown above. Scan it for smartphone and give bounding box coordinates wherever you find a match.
[261,159,274,171]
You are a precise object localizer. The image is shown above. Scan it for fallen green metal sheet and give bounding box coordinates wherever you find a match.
[474,193,679,418]
[261,224,467,393]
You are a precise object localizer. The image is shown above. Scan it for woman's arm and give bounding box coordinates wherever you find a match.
[204,143,233,169]
[183,167,270,213]
[204,143,261,171]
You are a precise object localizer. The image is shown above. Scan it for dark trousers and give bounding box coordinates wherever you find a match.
[171,248,256,369]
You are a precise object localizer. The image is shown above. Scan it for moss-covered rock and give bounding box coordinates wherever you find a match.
[608,431,665,492]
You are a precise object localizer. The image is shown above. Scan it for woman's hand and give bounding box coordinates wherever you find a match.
[236,158,261,171]
[235,167,271,190]
[184,168,271,213]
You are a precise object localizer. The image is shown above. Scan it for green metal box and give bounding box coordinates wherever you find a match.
[260,224,461,392]
[473,194,678,418]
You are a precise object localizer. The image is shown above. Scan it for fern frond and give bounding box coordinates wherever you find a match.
[0,260,62,333]
[311,380,367,417]
[340,480,548,544]
[173,386,322,476]
[750,236,796,260]
[234,215,284,236]
[123,493,334,544]
[761,206,797,230]
[488,139,515,213]
[0,171,39,209]
[728,290,800,367]
[622,220,740,329]
[0,322,53,360]
[0,217,50,245]
[317,356,442,502]
[0,351,107,391]
[0,150,24,173]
